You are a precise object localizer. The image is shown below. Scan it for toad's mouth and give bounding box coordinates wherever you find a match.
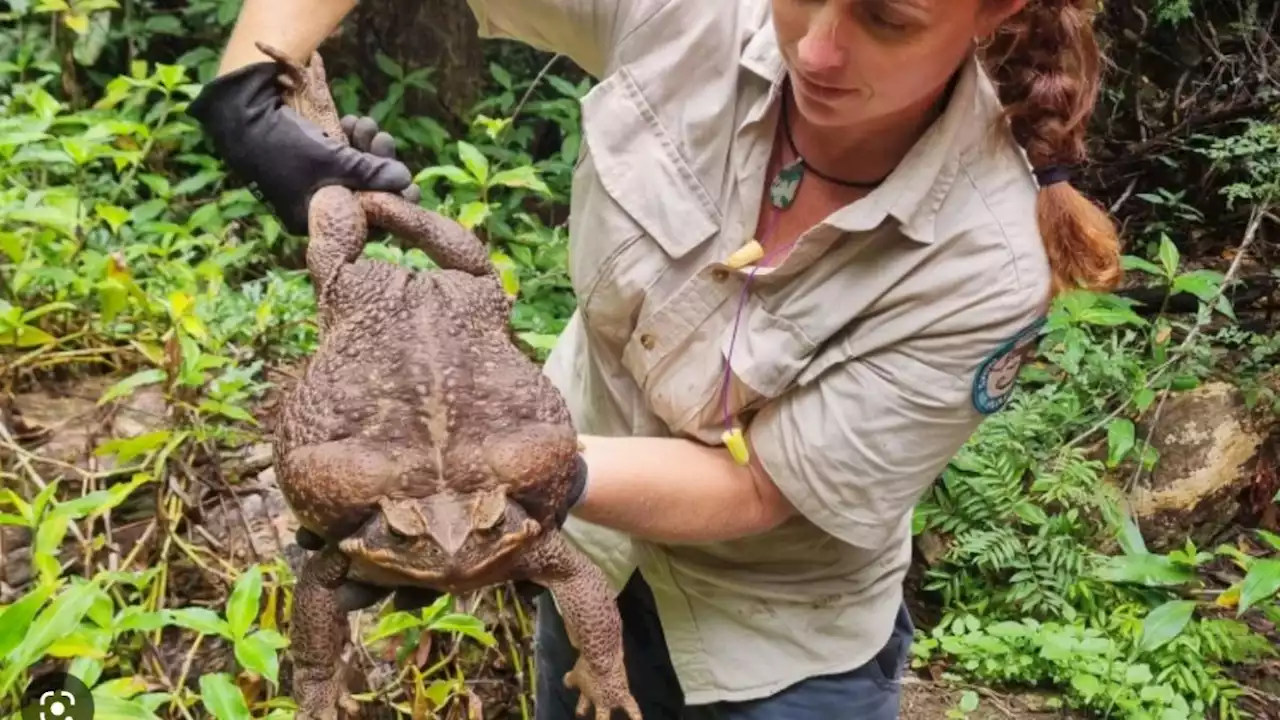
[341,518,543,586]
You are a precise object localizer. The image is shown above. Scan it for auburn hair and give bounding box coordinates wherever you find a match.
[980,0,1123,298]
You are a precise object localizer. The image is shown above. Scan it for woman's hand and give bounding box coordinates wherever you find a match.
[188,66,415,234]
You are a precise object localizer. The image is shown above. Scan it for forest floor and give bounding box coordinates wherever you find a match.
[7,359,1278,719]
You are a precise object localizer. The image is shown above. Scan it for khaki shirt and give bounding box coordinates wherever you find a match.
[467,0,1052,704]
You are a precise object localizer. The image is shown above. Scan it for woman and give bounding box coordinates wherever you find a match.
[190,0,1122,717]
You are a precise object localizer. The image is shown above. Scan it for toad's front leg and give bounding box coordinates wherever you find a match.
[290,546,353,720]
[518,531,640,720]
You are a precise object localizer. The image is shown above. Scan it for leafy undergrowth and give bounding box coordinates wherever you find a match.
[2,2,1280,720]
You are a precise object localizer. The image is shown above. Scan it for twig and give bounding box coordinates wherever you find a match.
[0,421,89,547]
[201,432,282,561]
[501,54,562,144]
[1109,177,1138,214]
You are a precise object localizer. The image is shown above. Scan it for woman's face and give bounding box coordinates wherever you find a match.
[771,0,1028,128]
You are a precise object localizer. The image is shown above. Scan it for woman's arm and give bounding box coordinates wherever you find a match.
[570,434,797,544]
[216,0,357,75]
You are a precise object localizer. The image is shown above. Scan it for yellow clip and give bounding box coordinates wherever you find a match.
[722,427,750,466]
[725,240,764,270]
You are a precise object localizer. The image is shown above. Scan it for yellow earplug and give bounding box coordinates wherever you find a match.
[725,240,764,270]
[722,427,750,466]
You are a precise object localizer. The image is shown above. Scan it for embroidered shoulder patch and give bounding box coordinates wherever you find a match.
[971,318,1046,415]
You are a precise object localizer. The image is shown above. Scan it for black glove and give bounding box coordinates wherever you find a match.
[556,453,589,526]
[187,61,416,235]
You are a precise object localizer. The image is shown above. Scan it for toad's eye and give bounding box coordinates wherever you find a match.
[476,514,505,535]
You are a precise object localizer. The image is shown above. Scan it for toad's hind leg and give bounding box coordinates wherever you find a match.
[519,531,640,720]
[290,547,353,720]
[360,192,494,278]
[307,185,367,298]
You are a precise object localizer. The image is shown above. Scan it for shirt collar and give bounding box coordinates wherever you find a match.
[738,18,1009,246]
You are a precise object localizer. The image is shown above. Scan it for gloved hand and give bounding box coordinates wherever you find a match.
[556,452,589,526]
[187,61,417,235]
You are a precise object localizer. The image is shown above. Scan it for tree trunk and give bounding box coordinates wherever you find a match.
[324,0,488,136]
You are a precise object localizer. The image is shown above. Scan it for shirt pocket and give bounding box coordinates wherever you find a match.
[568,66,722,351]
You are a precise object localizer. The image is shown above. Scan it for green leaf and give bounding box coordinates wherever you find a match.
[374,52,404,79]
[1171,269,1224,303]
[488,166,552,196]
[251,629,289,649]
[457,201,491,230]
[1139,599,1196,652]
[98,368,166,405]
[1078,306,1147,327]
[0,583,54,657]
[1238,559,1280,614]
[1121,255,1165,277]
[94,430,171,464]
[114,606,172,633]
[6,580,101,683]
[1157,235,1180,277]
[0,325,58,347]
[1106,418,1135,468]
[1117,512,1148,557]
[455,141,489,184]
[226,565,263,638]
[366,611,424,644]
[168,607,231,638]
[94,203,131,233]
[413,164,477,187]
[199,673,251,720]
[429,612,496,647]
[197,399,257,424]
[234,632,280,685]
[1125,663,1154,685]
[1070,673,1101,697]
[1092,554,1195,586]
[1134,388,1157,412]
[155,63,187,90]
[90,694,164,720]
[143,15,184,34]
[1255,530,1280,553]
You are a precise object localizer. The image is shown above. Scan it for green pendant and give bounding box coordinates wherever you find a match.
[769,158,804,209]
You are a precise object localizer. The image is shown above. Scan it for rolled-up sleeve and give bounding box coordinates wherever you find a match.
[747,313,1043,551]
[465,0,661,78]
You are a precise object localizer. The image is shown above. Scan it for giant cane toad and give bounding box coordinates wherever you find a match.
[255,42,640,720]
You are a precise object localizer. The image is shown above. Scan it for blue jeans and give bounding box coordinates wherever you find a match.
[533,571,914,719]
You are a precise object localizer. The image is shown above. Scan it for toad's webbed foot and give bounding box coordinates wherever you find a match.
[290,547,353,720]
[256,42,347,143]
[519,531,640,720]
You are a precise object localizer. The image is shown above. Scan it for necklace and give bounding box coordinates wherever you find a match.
[767,75,891,210]
[720,76,902,466]
[720,73,958,465]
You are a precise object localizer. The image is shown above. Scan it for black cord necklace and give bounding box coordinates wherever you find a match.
[768,76,891,210]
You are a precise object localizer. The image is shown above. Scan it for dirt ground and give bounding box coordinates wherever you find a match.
[900,677,1087,719]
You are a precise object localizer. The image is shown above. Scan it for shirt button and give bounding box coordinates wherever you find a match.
[640,334,656,349]
[710,268,729,282]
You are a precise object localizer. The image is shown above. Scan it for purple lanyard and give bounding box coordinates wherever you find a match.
[718,198,799,465]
